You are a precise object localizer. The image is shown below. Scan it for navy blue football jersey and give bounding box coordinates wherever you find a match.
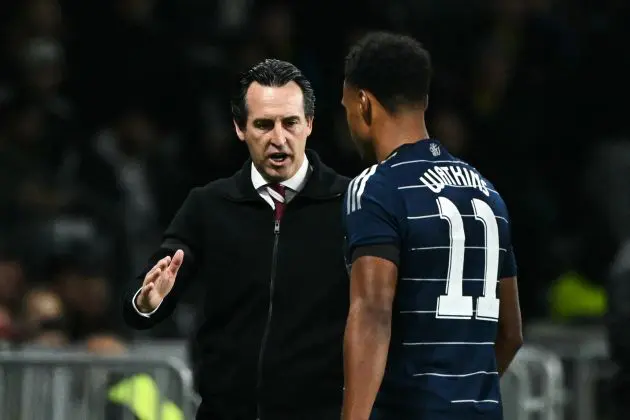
[343,139,517,419]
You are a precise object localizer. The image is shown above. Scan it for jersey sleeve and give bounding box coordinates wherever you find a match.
[343,167,405,266]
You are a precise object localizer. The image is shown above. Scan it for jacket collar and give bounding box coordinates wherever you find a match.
[226,149,348,202]
[250,154,311,193]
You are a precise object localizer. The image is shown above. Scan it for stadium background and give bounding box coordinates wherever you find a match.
[0,0,628,418]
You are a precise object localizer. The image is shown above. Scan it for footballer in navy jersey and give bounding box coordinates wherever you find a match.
[340,33,523,420]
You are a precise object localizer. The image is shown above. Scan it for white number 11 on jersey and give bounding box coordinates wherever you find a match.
[435,196,501,322]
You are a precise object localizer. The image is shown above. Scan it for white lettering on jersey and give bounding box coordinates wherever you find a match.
[420,165,490,197]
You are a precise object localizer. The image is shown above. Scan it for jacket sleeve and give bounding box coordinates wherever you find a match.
[122,187,202,330]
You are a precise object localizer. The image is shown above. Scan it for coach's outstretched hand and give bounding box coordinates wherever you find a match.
[136,249,184,313]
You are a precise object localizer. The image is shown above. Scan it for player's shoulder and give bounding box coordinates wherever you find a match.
[345,160,403,216]
[347,143,421,189]
[347,156,401,197]
[346,140,450,207]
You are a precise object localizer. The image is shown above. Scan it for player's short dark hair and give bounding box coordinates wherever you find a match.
[231,58,315,129]
[344,32,432,113]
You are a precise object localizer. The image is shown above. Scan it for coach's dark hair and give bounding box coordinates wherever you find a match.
[344,32,432,113]
[231,59,315,129]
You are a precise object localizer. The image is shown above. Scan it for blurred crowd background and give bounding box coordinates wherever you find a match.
[0,0,628,353]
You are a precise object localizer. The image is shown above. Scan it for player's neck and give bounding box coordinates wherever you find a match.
[374,115,430,162]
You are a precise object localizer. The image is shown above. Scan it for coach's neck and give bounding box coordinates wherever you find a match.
[374,109,430,162]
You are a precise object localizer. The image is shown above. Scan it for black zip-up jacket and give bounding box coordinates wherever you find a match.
[122,150,350,420]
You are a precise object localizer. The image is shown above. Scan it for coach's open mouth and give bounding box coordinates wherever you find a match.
[269,153,289,163]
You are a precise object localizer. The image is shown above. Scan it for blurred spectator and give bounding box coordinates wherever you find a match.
[18,37,65,99]
[49,255,123,342]
[10,35,77,147]
[1,1,73,129]
[0,304,14,342]
[585,139,630,246]
[3,0,64,69]
[80,105,188,277]
[28,326,68,347]
[0,252,26,335]
[86,333,127,355]
[20,286,65,340]
[0,95,81,270]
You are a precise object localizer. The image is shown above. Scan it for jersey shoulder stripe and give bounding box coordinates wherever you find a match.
[346,164,378,214]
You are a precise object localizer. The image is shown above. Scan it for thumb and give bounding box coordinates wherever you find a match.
[168,249,184,275]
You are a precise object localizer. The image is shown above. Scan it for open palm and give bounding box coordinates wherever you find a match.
[136,249,184,313]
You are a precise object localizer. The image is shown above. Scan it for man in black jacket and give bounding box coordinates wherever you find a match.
[122,59,350,420]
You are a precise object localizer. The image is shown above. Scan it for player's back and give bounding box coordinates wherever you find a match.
[353,140,516,419]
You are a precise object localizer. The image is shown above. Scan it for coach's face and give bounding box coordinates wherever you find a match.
[341,82,376,163]
[235,81,312,182]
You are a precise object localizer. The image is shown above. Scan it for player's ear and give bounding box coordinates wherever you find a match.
[233,119,246,141]
[358,90,372,126]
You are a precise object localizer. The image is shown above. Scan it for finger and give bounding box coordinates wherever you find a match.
[146,265,157,277]
[144,251,176,288]
[156,257,170,271]
[143,267,160,285]
[144,257,170,285]
[168,249,184,276]
[139,282,154,299]
[156,272,174,293]
[146,261,163,277]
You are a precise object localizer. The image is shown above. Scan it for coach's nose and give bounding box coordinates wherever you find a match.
[270,122,287,148]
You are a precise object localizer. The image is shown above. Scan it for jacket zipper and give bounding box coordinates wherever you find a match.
[256,217,281,419]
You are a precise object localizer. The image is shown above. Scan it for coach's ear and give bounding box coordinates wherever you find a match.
[233,119,246,141]
[358,90,372,126]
